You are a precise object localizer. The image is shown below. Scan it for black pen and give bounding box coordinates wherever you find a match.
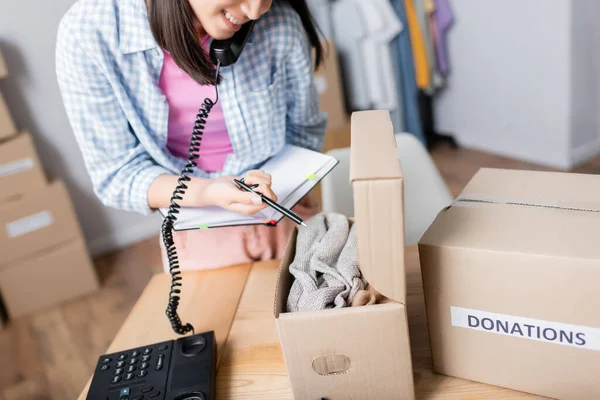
[234,178,307,227]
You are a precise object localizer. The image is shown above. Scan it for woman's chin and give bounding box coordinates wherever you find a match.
[205,27,235,41]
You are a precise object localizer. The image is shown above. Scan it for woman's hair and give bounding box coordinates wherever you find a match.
[148,0,325,86]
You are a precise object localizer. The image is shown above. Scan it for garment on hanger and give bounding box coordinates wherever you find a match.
[306,0,334,39]
[413,0,443,91]
[389,0,426,144]
[354,0,403,111]
[424,0,445,89]
[389,41,406,133]
[404,0,430,90]
[372,0,405,131]
[331,0,371,111]
[432,0,453,75]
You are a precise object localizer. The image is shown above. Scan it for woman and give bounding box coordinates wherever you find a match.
[56,0,327,270]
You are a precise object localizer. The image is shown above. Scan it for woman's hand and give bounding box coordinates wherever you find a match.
[202,169,278,215]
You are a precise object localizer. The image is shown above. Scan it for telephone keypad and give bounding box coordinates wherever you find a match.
[87,332,216,400]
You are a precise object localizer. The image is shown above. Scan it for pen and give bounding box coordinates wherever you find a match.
[234,178,307,227]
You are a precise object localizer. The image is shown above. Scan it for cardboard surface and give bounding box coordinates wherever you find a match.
[0,237,99,318]
[0,91,17,141]
[277,301,413,399]
[350,111,405,302]
[0,131,47,202]
[419,167,600,399]
[275,110,414,399]
[0,180,83,268]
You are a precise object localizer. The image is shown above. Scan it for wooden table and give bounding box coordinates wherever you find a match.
[78,246,545,399]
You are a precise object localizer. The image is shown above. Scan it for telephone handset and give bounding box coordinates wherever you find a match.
[209,20,256,67]
[163,20,257,336]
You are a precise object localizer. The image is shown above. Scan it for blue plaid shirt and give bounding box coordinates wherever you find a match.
[56,0,327,215]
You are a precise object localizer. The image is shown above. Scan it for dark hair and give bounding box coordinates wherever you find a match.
[148,0,326,86]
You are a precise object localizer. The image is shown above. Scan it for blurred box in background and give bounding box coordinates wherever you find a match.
[0,180,82,268]
[313,41,350,209]
[314,40,350,152]
[0,180,99,318]
[0,237,99,318]
[0,49,99,319]
[0,131,47,203]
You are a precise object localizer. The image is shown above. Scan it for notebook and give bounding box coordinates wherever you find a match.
[159,145,339,230]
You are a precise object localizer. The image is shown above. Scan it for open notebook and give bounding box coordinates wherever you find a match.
[159,145,339,230]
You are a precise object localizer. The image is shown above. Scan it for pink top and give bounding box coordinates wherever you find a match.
[158,35,233,173]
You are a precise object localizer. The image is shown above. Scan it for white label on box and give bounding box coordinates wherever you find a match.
[0,158,34,177]
[314,75,327,94]
[451,306,600,351]
[6,211,54,238]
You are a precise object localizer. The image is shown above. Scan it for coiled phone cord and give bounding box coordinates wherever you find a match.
[162,61,221,335]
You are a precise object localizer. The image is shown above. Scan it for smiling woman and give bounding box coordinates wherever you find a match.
[148,0,325,85]
[56,0,328,272]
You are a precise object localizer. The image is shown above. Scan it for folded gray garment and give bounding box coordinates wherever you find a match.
[287,212,366,312]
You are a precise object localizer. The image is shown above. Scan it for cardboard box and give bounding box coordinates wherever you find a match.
[418,167,600,399]
[0,131,47,202]
[274,110,415,399]
[0,237,99,318]
[0,179,83,268]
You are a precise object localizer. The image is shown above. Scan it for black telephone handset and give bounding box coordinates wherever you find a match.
[209,20,256,67]
[163,19,256,336]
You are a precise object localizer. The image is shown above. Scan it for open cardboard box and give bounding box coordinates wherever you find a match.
[274,110,415,399]
[419,167,600,399]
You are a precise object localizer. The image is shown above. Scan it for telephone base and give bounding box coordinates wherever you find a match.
[86,331,217,400]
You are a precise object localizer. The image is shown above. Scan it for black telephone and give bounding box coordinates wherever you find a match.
[86,21,256,400]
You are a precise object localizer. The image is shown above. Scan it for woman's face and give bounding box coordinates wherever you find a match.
[188,0,273,40]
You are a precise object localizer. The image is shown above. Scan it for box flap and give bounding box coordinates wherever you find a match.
[350,110,403,182]
[0,49,6,79]
[349,110,406,303]
[458,168,600,210]
[420,168,600,258]
[274,226,298,318]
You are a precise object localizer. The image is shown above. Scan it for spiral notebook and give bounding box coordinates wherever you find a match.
[159,145,339,231]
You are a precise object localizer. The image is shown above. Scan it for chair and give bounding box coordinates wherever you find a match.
[320,133,454,244]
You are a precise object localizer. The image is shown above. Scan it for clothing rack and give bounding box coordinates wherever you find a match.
[309,0,458,151]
